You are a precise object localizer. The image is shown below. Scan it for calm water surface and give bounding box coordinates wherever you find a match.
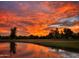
[0,43,79,58]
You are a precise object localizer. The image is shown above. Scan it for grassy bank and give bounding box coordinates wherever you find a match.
[30,40,79,53]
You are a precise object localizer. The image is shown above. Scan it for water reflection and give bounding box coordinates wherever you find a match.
[0,43,79,58]
[49,48,79,58]
[10,42,16,55]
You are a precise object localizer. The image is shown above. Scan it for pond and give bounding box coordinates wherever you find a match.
[0,42,79,58]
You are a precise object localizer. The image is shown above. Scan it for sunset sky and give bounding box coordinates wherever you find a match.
[0,1,79,36]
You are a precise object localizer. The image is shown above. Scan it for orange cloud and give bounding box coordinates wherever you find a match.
[69,25,79,33]
[50,2,79,20]
[0,2,79,36]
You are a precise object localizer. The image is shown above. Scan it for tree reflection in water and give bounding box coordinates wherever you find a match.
[0,43,79,58]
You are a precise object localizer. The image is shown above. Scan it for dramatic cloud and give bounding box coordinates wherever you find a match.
[0,1,79,36]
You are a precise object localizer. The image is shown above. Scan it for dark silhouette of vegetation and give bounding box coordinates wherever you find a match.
[63,28,73,39]
[53,28,60,39]
[10,42,16,55]
[9,27,17,55]
[0,27,79,40]
[10,27,17,40]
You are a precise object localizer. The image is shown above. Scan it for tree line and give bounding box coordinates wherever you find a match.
[0,27,79,40]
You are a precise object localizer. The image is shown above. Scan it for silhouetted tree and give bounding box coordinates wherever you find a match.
[54,28,60,39]
[9,27,17,55]
[63,28,73,39]
[47,30,54,39]
[10,27,17,40]
[75,32,79,39]
[0,35,1,40]
[60,31,64,39]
